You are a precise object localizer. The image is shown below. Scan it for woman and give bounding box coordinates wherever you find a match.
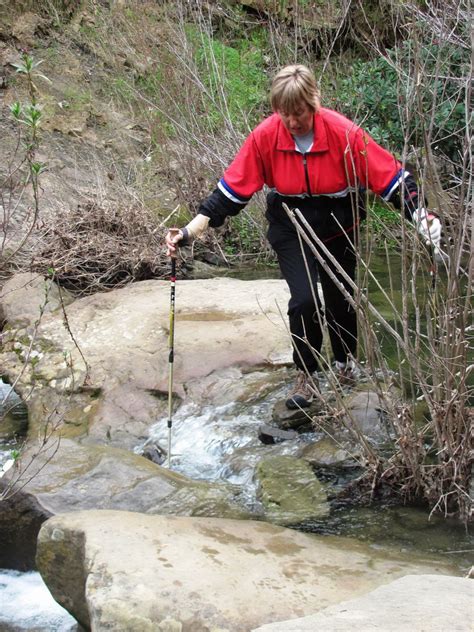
[166,64,441,409]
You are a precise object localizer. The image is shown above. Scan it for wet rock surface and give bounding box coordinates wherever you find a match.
[271,398,324,430]
[256,455,330,525]
[141,441,167,465]
[301,436,361,468]
[258,424,298,444]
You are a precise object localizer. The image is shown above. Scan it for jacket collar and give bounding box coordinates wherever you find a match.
[275,110,329,153]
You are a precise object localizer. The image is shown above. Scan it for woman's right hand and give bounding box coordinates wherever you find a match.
[165,228,183,258]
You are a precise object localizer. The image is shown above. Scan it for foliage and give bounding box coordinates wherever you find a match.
[223,211,266,258]
[364,199,401,244]
[335,39,469,160]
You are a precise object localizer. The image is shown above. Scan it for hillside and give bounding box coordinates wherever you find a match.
[0,0,470,288]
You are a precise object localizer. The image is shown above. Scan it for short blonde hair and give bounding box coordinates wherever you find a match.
[270,64,320,113]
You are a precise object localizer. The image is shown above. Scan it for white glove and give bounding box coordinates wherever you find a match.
[412,208,442,252]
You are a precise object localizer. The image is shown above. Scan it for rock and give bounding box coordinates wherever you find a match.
[255,455,329,525]
[258,424,298,444]
[0,272,73,328]
[0,438,250,569]
[184,365,291,408]
[272,398,324,431]
[36,511,459,632]
[252,574,474,631]
[342,387,396,444]
[0,276,292,447]
[301,436,361,468]
[141,442,166,465]
[0,485,51,570]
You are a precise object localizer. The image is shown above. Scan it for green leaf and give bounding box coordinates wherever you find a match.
[10,101,22,119]
[31,162,44,175]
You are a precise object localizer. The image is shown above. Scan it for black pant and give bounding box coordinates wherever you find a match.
[268,221,357,373]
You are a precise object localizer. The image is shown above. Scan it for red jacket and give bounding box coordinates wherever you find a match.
[221,108,403,200]
[199,108,418,235]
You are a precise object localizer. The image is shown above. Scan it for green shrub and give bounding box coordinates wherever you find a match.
[224,212,263,256]
[335,40,469,160]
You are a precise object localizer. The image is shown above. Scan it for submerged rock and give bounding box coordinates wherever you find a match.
[258,424,298,444]
[271,398,324,431]
[141,441,167,465]
[301,436,361,468]
[255,455,329,525]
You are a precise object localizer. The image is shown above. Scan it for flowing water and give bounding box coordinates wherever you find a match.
[0,570,78,631]
[0,381,27,471]
[145,377,473,574]
[145,380,316,490]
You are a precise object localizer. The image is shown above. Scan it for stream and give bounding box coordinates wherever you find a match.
[144,376,473,569]
[145,379,308,489]
[0,257,472,631]
[1,374,472,631]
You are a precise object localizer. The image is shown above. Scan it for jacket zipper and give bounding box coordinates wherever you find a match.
[302,153,313,197]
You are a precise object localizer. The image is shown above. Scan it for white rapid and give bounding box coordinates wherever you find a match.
[144,384,318,492]
[0,570,78,631]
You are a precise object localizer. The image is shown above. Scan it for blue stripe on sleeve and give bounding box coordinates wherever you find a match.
[382,169,409,200]
[218,178,251,204]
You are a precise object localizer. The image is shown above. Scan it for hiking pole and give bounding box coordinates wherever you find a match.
[166,228,179,468]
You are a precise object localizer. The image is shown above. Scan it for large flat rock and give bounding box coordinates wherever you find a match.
[252,574,474,631]
[1,275,292,391]
[0,275,292,446]
[36,510,459,632]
